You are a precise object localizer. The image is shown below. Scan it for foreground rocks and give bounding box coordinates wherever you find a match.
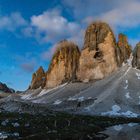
[77,22,118,82]
[2,110,138,140]
[46,40,80,88]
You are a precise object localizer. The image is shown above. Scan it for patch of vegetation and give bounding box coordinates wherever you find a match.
[0,111,140,140]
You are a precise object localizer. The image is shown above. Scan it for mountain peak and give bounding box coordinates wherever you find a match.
[46,40,80,88]
[78,21,118,82]
[0,82,15,93]
[29,66,46,89]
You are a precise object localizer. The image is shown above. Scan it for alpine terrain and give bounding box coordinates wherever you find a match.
[1,21,140,140]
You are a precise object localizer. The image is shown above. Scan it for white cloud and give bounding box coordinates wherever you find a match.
[63,0,140,33]
[68,29,84,48]
[30,9,81,44]
[62,0,124,20]
[1,0,140,49]
[41,44,57,60]
[98,1,140,29]
[0,12,27,31]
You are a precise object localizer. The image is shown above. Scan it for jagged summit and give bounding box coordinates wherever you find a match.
[29,66,46,89]
[46,40,80,88]
[0,82,15,93]
[84,21,116,50]
[47,40,80,74]
[116,33,132,66]
[132,42,140,69]
[78,21,118,82]
[29,21,139,91]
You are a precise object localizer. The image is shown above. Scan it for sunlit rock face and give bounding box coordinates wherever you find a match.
[45,40,80,88]
[116,33,132,66]
[132,42,140,69]
[29,66,46,89]
[77,22,118,82]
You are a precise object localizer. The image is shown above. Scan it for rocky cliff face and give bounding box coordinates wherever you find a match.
[0,82,15,93]
[45,40,80,88]
[29,66,46,89]
[132,42,140,69]
[116,33,132,66]
[29,22,134,90]
[77,22,118,82]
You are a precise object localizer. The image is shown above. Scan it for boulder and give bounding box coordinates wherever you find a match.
[77,22,118,82]
[45,40,80,88]
[132,42,140,69]
[29,66,46,89]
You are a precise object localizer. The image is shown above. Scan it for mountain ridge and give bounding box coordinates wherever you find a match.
[0,82,15,93]
[29,21,134,90]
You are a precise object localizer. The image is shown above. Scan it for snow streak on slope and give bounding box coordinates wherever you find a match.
[18,64,140,118]
[1,61,140,118]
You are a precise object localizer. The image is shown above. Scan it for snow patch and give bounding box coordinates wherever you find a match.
[78,96,85,102]
[68,96,85,102]
[136,73,140,80]
[21,83,67,100]
[122,62,126,66]
[53,100,62,105]
[112,105,121,112]
[101,105,121,116]
[128,123,138,127]
[12,122,20,127]
[0,132,8,139]
[125,92,131,99]
[21,94,32,100]
[113,125,123,131]
[67,97,77,101]
[124,67,131,76]
[127,54,133,66]
[121,111,138,118]
[38,83,67,97]
[124,85,128,90]
[101,105,138,118]
[125,80,128,84]
[37,89,54,97]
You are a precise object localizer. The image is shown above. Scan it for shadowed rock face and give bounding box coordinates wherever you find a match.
[132,42,140,69]
[78,22,118,82]
[29,66,46,89]
[0,82,15,93]
[116,33,132,66]
[46,40,80,88]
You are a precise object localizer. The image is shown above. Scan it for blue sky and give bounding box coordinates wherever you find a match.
[1,0,140,91]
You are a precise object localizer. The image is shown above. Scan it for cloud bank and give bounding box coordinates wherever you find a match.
[1,0,140,60]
